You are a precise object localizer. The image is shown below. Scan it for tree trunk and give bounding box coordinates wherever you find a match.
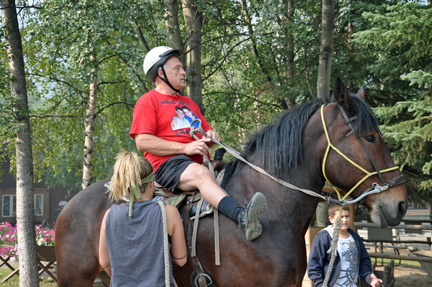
[164,0,184,64]
[2,0,39,286]
[241,0,271,83]
[285,0,295,109]
[317,0,335,100]
[346,7,354,90]
[82,54,98,189]
[182,0,203,111]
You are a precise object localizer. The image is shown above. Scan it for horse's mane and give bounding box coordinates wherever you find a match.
[348,96,380,135]
[221,96,380,188]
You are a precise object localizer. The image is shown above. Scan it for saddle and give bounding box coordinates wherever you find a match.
[152,183,214,219]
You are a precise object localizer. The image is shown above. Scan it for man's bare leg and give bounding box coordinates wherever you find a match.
[177,163,267,240]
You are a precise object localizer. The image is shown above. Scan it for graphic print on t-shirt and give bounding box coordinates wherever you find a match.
[336,237,359,287]
[171,105,201,130]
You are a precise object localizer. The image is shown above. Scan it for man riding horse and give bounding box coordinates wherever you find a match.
[129,46,268,241]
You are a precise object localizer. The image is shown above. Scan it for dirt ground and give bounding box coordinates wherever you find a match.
[372,248,432,287]
[374,263,432,286]
[392,265,432,286]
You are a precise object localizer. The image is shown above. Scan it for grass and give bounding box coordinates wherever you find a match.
[373,258,423,268]
[0,267,57,287]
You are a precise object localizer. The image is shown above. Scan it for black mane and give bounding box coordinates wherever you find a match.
[347,96,380,136]
[221,96,380,188]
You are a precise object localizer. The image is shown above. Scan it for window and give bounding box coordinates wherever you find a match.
[34,194,43,216]
[1,194,44,217]
[2,195,16,217]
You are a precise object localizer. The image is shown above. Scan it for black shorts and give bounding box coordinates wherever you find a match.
[155,155,195,193]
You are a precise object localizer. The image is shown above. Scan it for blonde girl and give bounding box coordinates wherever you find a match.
[99,151,186,286]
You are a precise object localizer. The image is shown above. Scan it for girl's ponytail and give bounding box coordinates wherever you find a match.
[109,151,154,203]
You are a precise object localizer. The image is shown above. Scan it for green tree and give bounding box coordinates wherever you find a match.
[25,0,161,192]
[202,0,323,147]
[353,1,432,205]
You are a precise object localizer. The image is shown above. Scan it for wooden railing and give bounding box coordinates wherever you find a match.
[354,221,432,265]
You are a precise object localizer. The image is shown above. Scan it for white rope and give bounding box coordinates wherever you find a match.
[214,139,329,200]
[189,126,220,265]
[191,198,205,257]
[323,215,341,287]
[214,208,220,265]
[214,139,386,205]
[157,200,170,287]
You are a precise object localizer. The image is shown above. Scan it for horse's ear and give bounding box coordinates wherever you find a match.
[333,77,352,110]
[356,86,366,100]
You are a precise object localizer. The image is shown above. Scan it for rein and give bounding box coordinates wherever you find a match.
[190,104,404,206]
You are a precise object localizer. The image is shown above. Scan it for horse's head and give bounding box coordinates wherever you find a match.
[322,78,408,227]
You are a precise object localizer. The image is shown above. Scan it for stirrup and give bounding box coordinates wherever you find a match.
[190,271,214,287]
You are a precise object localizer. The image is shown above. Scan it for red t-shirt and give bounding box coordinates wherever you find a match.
[129,89,212,171]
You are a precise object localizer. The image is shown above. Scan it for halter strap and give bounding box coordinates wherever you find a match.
[158,66,181,94]
[338,105,387,185]
[320,105,399,201]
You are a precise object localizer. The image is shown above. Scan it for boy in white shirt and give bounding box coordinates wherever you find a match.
[307,204,383,287]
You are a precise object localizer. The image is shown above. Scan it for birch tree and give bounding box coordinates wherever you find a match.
[2,0,39,285]
[30,0,155,190]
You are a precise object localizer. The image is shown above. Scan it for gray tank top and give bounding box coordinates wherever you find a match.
[105,200,175,286]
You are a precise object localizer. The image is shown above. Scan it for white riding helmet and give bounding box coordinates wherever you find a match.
[143,46,183,81]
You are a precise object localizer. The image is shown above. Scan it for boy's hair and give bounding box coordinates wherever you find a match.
[109,151,154,202]
[328,203,349,218]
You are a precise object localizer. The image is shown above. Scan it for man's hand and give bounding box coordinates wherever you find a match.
[184,138,211,156]
[370,273,383,287]
[205,129,220,147]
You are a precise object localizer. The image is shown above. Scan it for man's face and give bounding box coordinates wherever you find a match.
[162,56,186,91]
[329,209,350,232]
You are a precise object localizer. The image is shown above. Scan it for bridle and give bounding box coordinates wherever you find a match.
[321,104,405,204]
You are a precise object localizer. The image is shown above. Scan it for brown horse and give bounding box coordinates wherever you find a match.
[55,78,407,286]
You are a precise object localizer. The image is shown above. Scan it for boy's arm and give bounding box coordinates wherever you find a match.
[355,232,377,284]
[307,233,329,287]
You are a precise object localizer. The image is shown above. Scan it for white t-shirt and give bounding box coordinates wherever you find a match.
[335,235,359,287]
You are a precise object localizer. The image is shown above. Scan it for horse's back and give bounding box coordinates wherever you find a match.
[55,179,113,286]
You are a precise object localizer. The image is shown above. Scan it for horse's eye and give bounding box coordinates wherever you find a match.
[364,135,376,143]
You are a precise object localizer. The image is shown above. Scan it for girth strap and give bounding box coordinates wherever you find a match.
[184,193,208,287]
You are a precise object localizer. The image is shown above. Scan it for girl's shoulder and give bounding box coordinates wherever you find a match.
[165,204,180,217]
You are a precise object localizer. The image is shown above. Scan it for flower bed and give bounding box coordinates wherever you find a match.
[0,222,55,258]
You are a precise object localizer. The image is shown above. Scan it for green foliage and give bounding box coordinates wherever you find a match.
[374,97,432,203]
[353,1,432,96]
[11,0,166,192]
[353,1,432,204]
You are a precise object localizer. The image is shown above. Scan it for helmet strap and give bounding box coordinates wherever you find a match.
[158,66,182,95]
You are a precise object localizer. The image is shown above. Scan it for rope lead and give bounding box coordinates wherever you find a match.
[323,207,342,287]
[157,201,170,287]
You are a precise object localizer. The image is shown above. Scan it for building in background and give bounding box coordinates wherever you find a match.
[0,148,73,227]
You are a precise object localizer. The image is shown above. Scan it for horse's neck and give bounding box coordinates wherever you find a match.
[232,161,322,226]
